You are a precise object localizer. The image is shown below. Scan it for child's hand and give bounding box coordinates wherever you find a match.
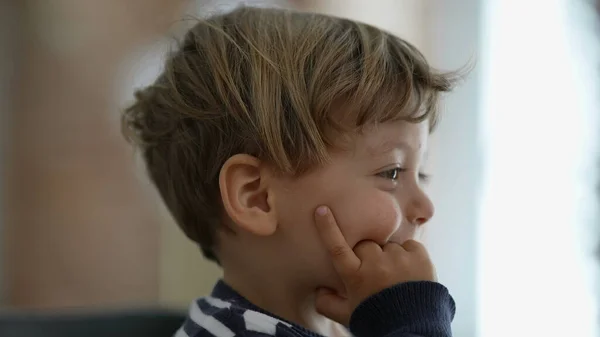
[313,206,437,326]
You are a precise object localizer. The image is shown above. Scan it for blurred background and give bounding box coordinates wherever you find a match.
[0,1,598,337]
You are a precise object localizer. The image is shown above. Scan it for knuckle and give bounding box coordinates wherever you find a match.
[403,239,424,251]
[329,245,348,258]
[383,242,401,253]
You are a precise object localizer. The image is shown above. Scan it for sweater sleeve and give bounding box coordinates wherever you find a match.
[348,281,455,337]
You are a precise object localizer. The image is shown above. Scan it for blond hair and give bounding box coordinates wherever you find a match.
[122,6,457,262]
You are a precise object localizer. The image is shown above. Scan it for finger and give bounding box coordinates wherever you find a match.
[401,239,427,253]
[353,240,383,260]
[382,240,406,254]
[314,206,361,276]
[315,288,351,327]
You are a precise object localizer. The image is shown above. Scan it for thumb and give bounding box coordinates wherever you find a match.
[315,288,351,326]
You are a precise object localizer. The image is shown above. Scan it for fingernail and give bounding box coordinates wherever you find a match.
[316,206,328,216]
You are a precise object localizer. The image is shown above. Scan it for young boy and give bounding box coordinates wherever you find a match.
[123,6,456,337]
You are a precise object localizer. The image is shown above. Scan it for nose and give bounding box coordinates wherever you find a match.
[404,187,435,226]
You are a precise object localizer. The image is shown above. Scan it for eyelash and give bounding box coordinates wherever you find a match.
[378,168,431,183]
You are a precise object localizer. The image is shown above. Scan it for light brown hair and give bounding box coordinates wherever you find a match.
[122,6,458,262]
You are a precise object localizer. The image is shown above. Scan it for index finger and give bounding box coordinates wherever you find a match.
[314,206,361,277]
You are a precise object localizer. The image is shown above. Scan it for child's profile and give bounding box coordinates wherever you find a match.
[123,5,458,337]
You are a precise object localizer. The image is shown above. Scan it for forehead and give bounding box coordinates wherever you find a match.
[357,121,429,156]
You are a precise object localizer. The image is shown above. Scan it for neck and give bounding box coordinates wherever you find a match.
[222,267,344,336]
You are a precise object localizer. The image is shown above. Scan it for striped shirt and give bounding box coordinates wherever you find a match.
[175,280,455,337]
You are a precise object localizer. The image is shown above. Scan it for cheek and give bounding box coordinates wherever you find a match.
[330,191,402,248]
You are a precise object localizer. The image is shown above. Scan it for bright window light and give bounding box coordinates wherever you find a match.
[478,0,598,336]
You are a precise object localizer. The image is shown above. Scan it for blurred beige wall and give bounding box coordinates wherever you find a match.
[0,0,18,304]
[303,0,426,51]
[2,0,188,309]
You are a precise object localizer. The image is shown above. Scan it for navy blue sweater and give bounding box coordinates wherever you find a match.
[175,280,455,337]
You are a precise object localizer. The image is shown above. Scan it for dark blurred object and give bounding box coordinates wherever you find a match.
[0,309,185,337]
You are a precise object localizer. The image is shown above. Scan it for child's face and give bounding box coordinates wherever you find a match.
[270,120,433,290]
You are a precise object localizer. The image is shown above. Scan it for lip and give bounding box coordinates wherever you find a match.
[388,238,415,246]
[388,228,421,245]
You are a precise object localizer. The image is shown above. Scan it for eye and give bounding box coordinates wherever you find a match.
[418,172,431,184]
[377,168,432,183]
[378,167,403,181]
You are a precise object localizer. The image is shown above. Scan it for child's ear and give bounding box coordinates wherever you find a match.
[219,154,277,236]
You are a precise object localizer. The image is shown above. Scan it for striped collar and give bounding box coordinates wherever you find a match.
[210,280,330,337]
